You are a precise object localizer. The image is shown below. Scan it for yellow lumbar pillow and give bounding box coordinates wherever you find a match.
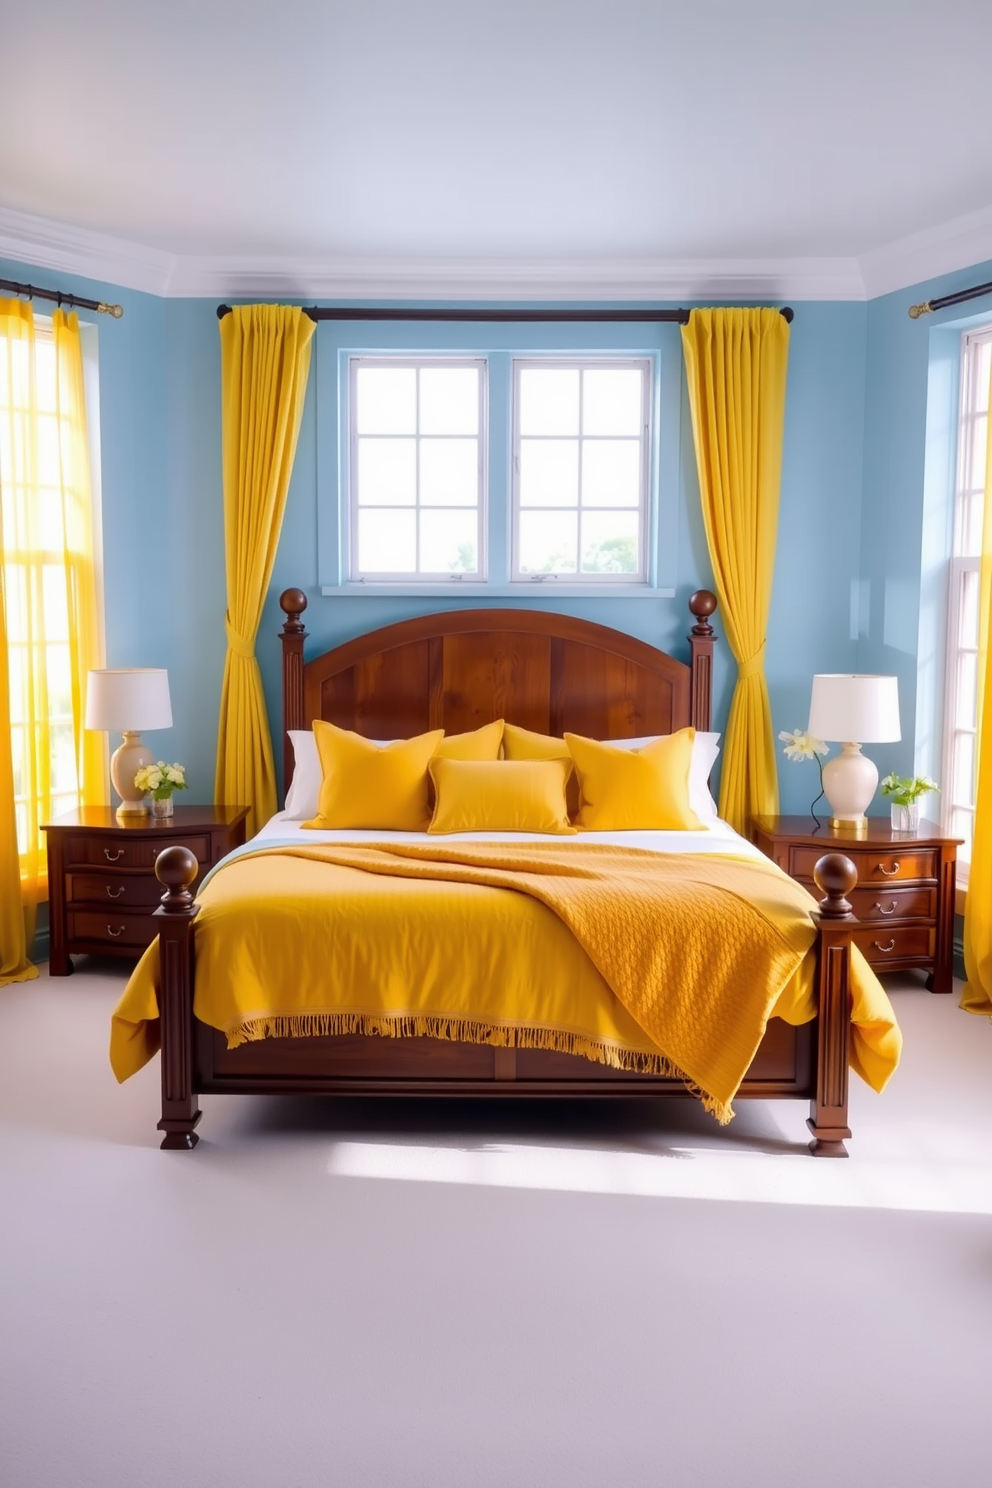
[435,719,505,760]
[303,721,444,831]
[428,757,576,835]
[564,727,702,831]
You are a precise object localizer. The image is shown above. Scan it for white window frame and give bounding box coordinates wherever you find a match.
[942,325,992,867]
[510,356,652,586]
[347,354,488,584]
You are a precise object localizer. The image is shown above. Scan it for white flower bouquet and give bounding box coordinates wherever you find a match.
[134,761,187,801]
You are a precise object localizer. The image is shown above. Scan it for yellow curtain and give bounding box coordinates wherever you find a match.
[215,305,315,838]
[0,301,105,984]
[681,308,791,835]
[961,369,992,1016]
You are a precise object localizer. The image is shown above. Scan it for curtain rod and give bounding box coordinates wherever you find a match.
[0,276,124,318]
[215,304,794,325]
[909,278,992,319]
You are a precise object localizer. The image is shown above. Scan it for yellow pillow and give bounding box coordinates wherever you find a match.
[501,722,571,766]
[435,719,505,760]
[303,721,444,831]
[428,758,576,835]
[564,727,702,831]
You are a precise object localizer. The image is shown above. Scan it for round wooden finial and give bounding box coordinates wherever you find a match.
[279,587,308,635]
[813,852,857,919]
[155,846,198,911]
[689,589,717,636]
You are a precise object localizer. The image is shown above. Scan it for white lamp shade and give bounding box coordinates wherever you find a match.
[85,669,173,732]
[807,674,901,744]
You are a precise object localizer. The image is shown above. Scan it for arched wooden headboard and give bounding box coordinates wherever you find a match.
[278,591,717,793]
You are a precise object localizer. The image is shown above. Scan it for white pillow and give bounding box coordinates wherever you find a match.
[607,731,721,823]
[283,728,396,819]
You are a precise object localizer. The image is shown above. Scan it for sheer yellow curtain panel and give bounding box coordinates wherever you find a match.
[681,308,790,835]
[961,370,992,1017]
[215,305,315,837]
[0,300,104,983]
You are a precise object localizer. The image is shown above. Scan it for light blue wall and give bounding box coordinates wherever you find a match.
[8,248,972,818]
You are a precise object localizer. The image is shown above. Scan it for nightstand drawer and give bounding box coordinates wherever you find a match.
[788,844,937,883]
[66,910,158,949]
[67,833,212,870]
[848,884,936,922]
[66,871,166,908]
[853,924,934,962]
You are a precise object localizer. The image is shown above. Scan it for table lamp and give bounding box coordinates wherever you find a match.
[85,669,173,817]
[807,674,901,835]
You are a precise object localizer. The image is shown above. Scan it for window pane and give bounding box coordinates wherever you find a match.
[420,368,478,435]
[518,510,578,573]
[357,438,416,506]
[581,440,641,507]
[960,567,979,644]
[419,439,478,506]
[519,440,578,507]
[3,567,27,643]
[953,731,976,803]
[956,650,977,728]
[356,367,416,435]
[50,721,79,795]
[583,369,642,436]
[519,369,579,436]
[10,725,25,796]
[580,509,639,573]
[357,509,417,572]
[420,509,479,573]
[46,642,72,718]
[43,565,69,641]
[6,644,27,724]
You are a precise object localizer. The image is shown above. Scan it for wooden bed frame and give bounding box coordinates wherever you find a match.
[152,587,861,1155]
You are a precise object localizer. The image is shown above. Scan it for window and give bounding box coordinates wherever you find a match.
[349,357,486,580]
[512,359,650,583]
[334,342,663,593]
[0,308,103,894]
[943,326,991,864]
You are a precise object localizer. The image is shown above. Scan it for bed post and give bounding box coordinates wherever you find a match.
[687,590,716,731]
[154,846,202,1151]
[279,588,309,794]
[808,852,858,1157]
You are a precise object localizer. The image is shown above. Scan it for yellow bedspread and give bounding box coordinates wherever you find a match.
[110,841,901,1122]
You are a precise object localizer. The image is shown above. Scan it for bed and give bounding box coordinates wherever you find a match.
[114,589,899,1155]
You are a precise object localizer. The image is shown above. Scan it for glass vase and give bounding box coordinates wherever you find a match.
[890,801,918,832]
[152,796,174,819]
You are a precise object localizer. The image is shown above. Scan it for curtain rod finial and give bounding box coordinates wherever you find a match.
[908,301,932,319]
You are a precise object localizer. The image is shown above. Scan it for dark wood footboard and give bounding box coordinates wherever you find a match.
[150,846,861,1155]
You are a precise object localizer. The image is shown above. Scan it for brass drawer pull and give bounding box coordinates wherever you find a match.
[872,939,896,953]
[106,885,125,899]
[872,900,897,916]
[104,847,124,862]
[876,861,900,876]
[107,924,125,937]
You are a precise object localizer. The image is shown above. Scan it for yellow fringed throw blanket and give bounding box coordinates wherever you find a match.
[110,841,901,1122]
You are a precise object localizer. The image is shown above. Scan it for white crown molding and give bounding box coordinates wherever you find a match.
[167,253,867,303]
[0,205,174,297]
[3,198,992,307]
[858,203,992,300]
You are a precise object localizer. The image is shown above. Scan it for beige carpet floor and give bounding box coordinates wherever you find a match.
[1,958,991,1488]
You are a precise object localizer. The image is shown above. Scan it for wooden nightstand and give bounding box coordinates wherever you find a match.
[42,804,248,976]
[751,815,962,995]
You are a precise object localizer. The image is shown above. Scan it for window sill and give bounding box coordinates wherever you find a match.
[320,583,676,599]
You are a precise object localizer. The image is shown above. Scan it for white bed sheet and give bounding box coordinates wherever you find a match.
[252,808,769,863]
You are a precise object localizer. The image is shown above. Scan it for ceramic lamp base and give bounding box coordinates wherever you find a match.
[111,731,152,816]
[821,742,878,835]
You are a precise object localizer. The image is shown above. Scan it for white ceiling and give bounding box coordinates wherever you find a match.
[4,0,992,299]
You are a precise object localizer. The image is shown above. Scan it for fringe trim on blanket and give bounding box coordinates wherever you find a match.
[225,1012,731,1123]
